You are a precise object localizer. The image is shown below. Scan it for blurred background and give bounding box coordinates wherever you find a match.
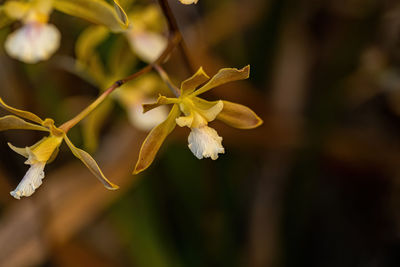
[1,0,400,266]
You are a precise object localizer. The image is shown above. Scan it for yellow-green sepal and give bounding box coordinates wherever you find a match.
[63,134,119,190]
[113,0,129,26]
[30,135,63,162]
[53,0,129,32]
[133,104,180,174]
[142,95,179,113]
[0,115,49,132]
[3,1,31,20]
[192,65,250,97]
[0,97,44,124]
[181,67,210,96]
[217,100,263,129]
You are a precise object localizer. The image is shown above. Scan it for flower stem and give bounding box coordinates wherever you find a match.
[157,0,195,74]
[59,33,181,133]
[153,64,180,97]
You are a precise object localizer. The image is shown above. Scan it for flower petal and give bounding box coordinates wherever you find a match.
[0,115,48,132]
[113,0,129,27]
[30,135,63,163]
[217,100,263,129]
[133,104,180,174]
[53,0,129,32]
[188,126,224,160]
[5,23,61,64]
[142,95,179,113]
[10,161,46,199]
[181,67,210,96]
[192,65,250,96]
[63,135,119,190]
[191,97,223,122]
[3,1,31,20]
[179,0,199,4]
[0,97,44,124]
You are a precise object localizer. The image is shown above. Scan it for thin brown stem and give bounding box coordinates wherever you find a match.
[157,0,195,74]
[59,33,181,133]
[153,64,180,97]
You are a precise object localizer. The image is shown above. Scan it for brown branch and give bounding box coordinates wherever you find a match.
[157,0,195,74]
[59,33,181,133]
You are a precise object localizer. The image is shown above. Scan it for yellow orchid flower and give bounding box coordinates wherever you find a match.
[134,65,263,174]
[1,0,128,63]
[0,97,118,199]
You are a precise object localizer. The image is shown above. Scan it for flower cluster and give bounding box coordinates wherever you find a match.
[0,0,128,63]
[0,98,118,199]
[0,0,263,200]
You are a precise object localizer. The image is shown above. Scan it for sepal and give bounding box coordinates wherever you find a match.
[63,135,119,190]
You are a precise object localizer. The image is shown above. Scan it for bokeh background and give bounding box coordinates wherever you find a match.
[1,0,400,266]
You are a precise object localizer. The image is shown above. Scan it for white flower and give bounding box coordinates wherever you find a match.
[179,0,199,4]
[10,161,46,200]
[5,22,60,64]
[188,126,225,160]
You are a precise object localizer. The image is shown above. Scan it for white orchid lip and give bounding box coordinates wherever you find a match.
[10,161,46,200]
[188,125,225,160]
[5,22,60,64]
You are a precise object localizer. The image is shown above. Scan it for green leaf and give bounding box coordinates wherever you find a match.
[133,104,180,174]
[53,0,129,32]
[0,115,48,132]
[192,65,250,97]
[0,97,44,124]
[217,100,263,129]
[64,135,119,190]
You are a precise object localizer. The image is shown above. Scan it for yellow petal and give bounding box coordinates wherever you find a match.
[217,100,263,129]
[112,0,129,27]
[9,136,62,164]
[181,67,210,96]
[142,95,179,113]
[53,0,129,32]
[192,65,250,97]
[63,135,119,190]
[133,104,180,174]
[191,97,223,122]
[179,0,199,4]
[3,1,31,20]
[30,135,63,163]
[0,115,48,132]
[8,137,48,159]
[0,97,43,124]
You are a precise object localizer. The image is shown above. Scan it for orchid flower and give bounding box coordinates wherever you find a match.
[0,98,118,199]
[0,0,129,63]
[134,65,263,174]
